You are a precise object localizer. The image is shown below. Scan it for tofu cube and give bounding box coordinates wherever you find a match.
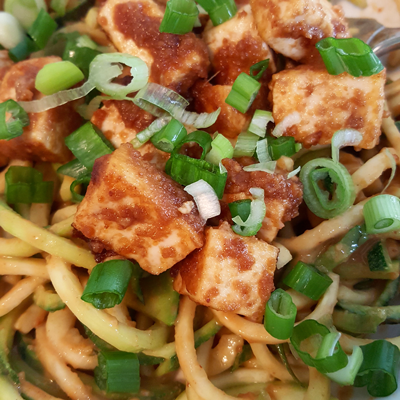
[73,143,205,275]
[250,0,350,62]
[203,4,275,85]
[173,222,278,322]
[0,57,82,163]
[269,65,386,149]
[98,0,209,94]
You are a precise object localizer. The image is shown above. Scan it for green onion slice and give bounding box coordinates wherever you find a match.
[269,136,296,160]
[225,73,261,114]
[271,112,301,138]
[0,12,25,50]
[231,187,265,236]
[249,59,269,81]
[256,139,271,162]
[89,53,149,99]
[300,157,356,219]
[70,173,91,203]
[287,166,301,179]
[283,261,333,301]
[28,9,57,50]
[248,110,274,138]
[133,82,220,128]
[196,0,236,26]
[316,37,384,77]
[363,195,400,234]
[165,154,227,199]
[57,159,90,179]
[151,118,187,153]
[0,99,29,140]
[35,61,84,96]
[233,131,259,158]
[94,350,140,393]
[8,36,36,62]
[205,133,234,165]
[64,122,114,171]
[242,161,276,173]
[159,0,199,34]
[228,199,251,222]
[81,260,134,309]
[290,320,348,374]
[354,340,400,397]
[131,116,172,148]
[175,130,212,160]
[4,0,46,30]
[5,166,54,204]
[264,289,297,340]
[331,129,363,164]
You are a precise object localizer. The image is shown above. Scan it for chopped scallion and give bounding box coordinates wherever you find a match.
[205,133,234,165]
[0,99,29,140]
[248,110,274,138]
[27,9,57,49]
[363,195,400,234]
[159,0,199,34]
[150,118,187,153]
[249,59,269,81]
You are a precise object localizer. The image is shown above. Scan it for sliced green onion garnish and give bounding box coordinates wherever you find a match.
[4,0,46,30]
[248,110,274,138]
[283,261,333,300]
[64,122,114,171]
[228,199,251,221]
[89,53,149,98]
[57,158,90,179]
[233,131,259,158]
[205,133,234,165]
[81,260,134,309]
[287,166,301,179]
[243,161,276,173]
[159,0,199,34]
[367,241,392,272]
[264,289,297,340]
[0,12,25,49]
[94,350,140,393]
[35,61,84,95]
[131,116,172,148]
[363,195,400,234]
[51,0,68,17]
[70,173,91,203]
[326,346,363,386]
[269,136,296,160]
[8,36,36,62]
[256,139,271,162]
[271,112,301,138]
[231,188,265,236]
[27,9,57,49]
[290,319,348,374]
[0,99,29,140]
[331,129,363,164]
[165,154,227,199]
[300,157,356,219]
[225,73,261,114]
[249,59,269,81]
[354,340,400,397]
[5,166,54,204]
[175,130,212,160]
[196,0,236,26]
[150,118,187,153]
[316,37,384,77]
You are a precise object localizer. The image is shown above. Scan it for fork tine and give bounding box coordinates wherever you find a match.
[345,18,385,43]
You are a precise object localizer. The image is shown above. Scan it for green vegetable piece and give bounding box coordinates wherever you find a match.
[332,309,385,334]
[231,344,252,372]
[0,99,30,140]
[33,285,65,312]
[367,240,392,271]
[159,0,199,34]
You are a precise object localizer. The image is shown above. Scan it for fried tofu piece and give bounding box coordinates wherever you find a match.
[251,0,349,63]
[269,65,386,149]
[98,0,209,94]
[173,221,278,322]
[203,4,275,85]
[73,143,205,275]
[0,57,82,163]
[222,158,303,243]
[192,80,269,139]
[0,51,13,84]
[91,99,169,170]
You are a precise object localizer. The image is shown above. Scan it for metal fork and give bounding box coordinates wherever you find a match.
[347,18,400,56]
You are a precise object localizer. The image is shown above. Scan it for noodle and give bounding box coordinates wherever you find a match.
[14,304,48,334]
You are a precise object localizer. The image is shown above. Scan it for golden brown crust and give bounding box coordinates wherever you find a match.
[73,143,205,274]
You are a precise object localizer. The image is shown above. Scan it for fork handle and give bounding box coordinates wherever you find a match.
[368,27,400,57]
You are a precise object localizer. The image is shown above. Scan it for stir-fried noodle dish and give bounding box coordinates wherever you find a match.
[1,0,400,398]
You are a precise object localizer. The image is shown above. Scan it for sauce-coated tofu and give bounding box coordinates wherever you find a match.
[173,221,278,322]
[0,51,13,84]
[73,143,205,275]
[91,99,169,170]
[251,0,349,63]
[0,57,82,163]
[203,4,275,85]
[269,66,386,148]
[222,158,303,243]
[98,0,209,94]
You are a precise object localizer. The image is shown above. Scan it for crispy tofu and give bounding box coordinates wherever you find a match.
[98,0,209,94]
[173,221,278,322]
[192,80,269,139]
[269,65,386,149]
[203,4,275,85]
[73,143,205,275]
[251,0,349,63]
[0,57,82,163]
[222,158,303,243]
[91,99,169,170]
